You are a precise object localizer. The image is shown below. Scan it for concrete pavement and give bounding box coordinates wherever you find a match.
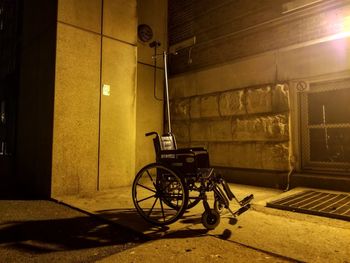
[0,200,145,263]
[55,184,350,263]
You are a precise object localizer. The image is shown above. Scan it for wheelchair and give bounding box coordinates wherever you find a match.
[132,132,254,230]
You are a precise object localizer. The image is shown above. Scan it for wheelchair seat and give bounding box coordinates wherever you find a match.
[147,132,210,174]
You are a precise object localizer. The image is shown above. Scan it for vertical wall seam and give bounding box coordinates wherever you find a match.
[97,0,104,191]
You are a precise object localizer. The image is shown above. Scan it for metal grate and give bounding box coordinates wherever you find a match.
[267,190,350,221]
[300,79,350,171]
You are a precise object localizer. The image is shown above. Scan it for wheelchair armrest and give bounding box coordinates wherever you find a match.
[145,131,158,137]
[179,147,206,151]
[159,149,195,155]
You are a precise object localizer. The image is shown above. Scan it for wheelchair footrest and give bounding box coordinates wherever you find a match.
[239,194,254,206]
[234,204,251,217]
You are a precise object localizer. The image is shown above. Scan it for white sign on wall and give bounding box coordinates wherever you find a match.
[102,84,110,96]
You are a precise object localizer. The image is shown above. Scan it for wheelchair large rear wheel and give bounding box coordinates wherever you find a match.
[132,163,189,226]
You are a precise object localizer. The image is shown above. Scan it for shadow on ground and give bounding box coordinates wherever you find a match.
[95,208,235,241]
[0,214,145,254]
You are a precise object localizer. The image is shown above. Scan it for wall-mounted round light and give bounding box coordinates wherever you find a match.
[138,24,153,42]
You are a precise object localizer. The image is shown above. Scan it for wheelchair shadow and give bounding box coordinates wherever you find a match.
[95,208,171,236]
[95,208,235,241]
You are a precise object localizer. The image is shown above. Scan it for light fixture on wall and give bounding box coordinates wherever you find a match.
[169,36,196,64]
[137,24,153,42]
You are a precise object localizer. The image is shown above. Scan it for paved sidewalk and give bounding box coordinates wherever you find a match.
[96,235,293,263]
[54,184,350,263]
[0,200,144,263]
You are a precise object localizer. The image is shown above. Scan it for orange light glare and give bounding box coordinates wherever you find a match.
[344,16,350,33]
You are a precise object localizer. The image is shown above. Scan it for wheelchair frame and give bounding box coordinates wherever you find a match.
[132,132,253,230]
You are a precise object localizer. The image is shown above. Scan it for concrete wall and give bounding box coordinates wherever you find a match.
[168,0,350,74]
[52,0,137,197]
[136,0,167,171]
[168,1,350,187]
[99,0,137,190]
[16,0,57,197]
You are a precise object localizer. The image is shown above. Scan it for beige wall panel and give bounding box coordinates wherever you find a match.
[136,64,164,171]
[52,24,101,197]
[277,38,350,81]
[99,38,137,189]
[137,0,167,66]
[169,53,276,99]
[58,0,102,33]
[103,0,137,44]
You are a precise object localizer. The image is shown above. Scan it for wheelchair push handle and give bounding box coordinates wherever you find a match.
[145,131,158,137]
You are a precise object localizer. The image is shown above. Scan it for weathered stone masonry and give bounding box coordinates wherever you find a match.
[171,84,290,171]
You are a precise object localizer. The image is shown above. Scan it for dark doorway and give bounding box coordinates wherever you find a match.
[0,0,21,195]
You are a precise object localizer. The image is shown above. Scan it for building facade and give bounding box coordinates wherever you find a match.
[168,0,350,190]
[0,0,166,197]
[0,0,349,197]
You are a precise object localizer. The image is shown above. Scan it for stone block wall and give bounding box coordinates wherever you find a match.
[167,0,350,189]
[171,84,290,171]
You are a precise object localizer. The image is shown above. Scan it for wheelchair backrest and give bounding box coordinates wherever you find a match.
[155,133,177,160]
[159,133,177,151]
[147,132,177,161]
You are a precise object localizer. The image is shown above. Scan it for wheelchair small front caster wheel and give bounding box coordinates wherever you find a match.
[201,209,220,230]
[214,199,225,214]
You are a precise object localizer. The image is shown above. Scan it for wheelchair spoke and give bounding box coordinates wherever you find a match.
[176,189,179,207]
[147,197,158,216]
[159,198,166,222]
[146,170,156,187]
[137,194,156,204]
[176,190,179,206]
[132,163,189,226]
[137,183,156,193]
